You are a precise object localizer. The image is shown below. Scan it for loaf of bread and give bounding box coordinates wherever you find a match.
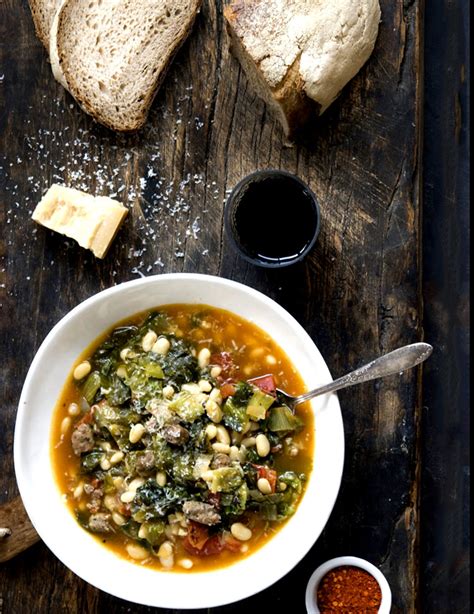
[224,0,381,138]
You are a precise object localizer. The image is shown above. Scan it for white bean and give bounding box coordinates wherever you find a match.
[126,543,149,560]
[198,348,211,368]
[238,444,248,463]
[120,491,135,504]
[241,437,256,448]
[265,355,277,366]
[257,477,272,495]
[152,337,170,355]
[129,477,145,491]
[120,348,132,361]
[162,385,175,399]
[178,558,194,569]
[68,402,80,417]
[142,331,158,352]
[116,365,127,379]
[100,457,111,471]
[231,523,252,541]
[205,400,223,423]
[110,451,124,465]
[216,425,231,445]
[209,388,223,404]
[205,424,217,440]
[103,495,116,511]
[256,433,271,457]
[73,483,83,499]
[112,512,126,526]
[212,442,230,454]
[210,366,222,379]
[156,471,167,487]
[60,416,71,435]
[198,379,212,392]
[229,445,240,461]
[158,541,174,558]
[73,361,91,381]
[129,423,145,444]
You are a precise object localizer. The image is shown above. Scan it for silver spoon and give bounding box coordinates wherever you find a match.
[277,342,433,412]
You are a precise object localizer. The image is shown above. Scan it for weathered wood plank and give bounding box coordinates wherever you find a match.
[0,0,422,611]
[421,1,470,612]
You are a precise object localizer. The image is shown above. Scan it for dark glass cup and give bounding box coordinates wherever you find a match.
[224,170,321,268]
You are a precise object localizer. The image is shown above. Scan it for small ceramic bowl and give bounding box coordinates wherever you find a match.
[305,556,392,614]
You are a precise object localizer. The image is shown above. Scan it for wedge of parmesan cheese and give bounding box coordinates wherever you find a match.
[32,184,128,258]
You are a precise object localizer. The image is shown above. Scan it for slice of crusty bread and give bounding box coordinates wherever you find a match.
[54,0,202,132]
[224,0,381,138]
[28,0,63,48]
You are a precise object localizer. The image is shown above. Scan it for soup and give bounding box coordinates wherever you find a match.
[51,304,314,572]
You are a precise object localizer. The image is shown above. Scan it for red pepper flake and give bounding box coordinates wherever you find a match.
[316,566,382,613]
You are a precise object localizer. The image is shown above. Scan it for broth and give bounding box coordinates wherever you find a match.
[51,304,314,572]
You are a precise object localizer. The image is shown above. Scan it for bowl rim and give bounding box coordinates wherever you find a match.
[305,555,392,614]
[14,272,344,609]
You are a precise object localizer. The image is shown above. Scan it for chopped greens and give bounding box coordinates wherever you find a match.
[268,405,304,433]
[168,391,205,423]
[133,480,190,519]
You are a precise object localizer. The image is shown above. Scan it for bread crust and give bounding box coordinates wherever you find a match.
[55,0,202,132]
[28,0,62,48]
[225,0,381,138]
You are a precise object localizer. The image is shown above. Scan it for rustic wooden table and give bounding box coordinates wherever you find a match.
[0,1,469,612]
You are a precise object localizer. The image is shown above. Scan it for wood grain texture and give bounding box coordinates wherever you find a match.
[0,497,39,563]
[1,0,423,612]
[421,1,470,611]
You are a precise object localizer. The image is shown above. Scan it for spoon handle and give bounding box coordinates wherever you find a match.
[296,342,433,405]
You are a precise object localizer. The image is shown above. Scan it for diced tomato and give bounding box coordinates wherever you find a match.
[247,374,277,397]
[119,503,131,517]
[210,351,236,381]
[186,521,209,550]
[220,383,236,398]
[182,530,224,557]
[253,464,278,493]
[76,406,94,426]
[182,538,203,557]
[222,534,242,553]
[200,535,225,556]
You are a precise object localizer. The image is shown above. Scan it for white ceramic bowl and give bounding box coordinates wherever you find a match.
[305,556,392,614]
[14,273,344,609]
